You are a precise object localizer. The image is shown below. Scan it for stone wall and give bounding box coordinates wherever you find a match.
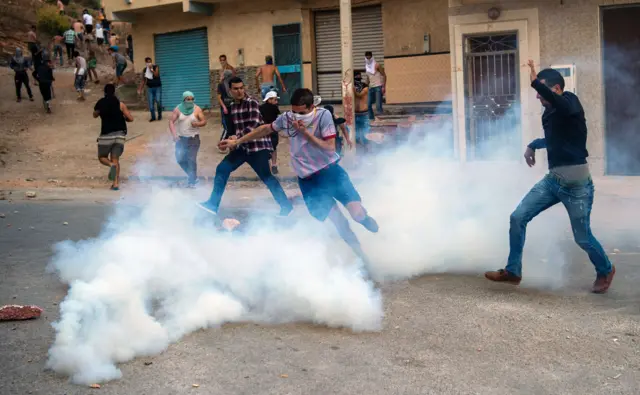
[209,66,260,109]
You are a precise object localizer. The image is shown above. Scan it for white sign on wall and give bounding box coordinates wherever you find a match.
[550,64,577,94]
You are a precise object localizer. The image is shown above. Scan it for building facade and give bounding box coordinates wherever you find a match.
[104,0,640,176]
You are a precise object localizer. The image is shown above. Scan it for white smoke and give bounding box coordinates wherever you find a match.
[46,109,572,385]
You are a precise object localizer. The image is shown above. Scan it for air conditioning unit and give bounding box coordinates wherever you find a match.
[550,64,577,94]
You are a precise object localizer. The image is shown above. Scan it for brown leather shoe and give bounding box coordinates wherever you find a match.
[592,265,615,294]
[484,269,522,285]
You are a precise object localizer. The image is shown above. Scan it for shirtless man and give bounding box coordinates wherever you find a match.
[354,71,370,153]
[256,55,286,100]
[26,26,38,56]
[218,54,236,79]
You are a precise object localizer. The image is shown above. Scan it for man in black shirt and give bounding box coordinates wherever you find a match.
[34,59,55,113]
[138,57,162,121]
[93,84,134,190]
[485,60,615,294]
[259,91,281,174]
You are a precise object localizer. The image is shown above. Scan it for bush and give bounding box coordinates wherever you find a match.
[37,6,70,36]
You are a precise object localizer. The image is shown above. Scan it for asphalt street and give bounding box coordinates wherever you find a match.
[0,199,639,395]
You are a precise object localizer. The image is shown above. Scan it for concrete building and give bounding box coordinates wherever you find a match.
[104,0,640,176]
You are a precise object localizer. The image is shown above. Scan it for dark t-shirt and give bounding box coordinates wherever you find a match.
[217,83,232,106]
[142,65,161,88]
[94,97,127,136]
[259,102,281,124]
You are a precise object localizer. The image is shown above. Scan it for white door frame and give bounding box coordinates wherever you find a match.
[449,9,541,162]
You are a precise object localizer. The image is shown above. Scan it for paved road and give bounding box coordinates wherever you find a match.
[0,199,639,395]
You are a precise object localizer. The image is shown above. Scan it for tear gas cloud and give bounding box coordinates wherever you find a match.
[45,100,590,384]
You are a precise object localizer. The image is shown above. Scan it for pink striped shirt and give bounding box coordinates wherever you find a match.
[271,108,340,178]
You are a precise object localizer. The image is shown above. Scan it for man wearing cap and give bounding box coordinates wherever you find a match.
[260,90,281,174]
[108,46,127,87]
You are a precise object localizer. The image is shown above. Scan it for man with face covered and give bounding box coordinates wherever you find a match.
[218,88,379,272]
[485,60,615,294]
[198,77,292,216]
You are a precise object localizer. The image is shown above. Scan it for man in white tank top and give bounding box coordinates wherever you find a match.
[365,51,386,120]
[169,91,207,188]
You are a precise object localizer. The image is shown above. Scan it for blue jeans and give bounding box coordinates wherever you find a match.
[147,86,162,119]
[261,83,275,99]
[207,149,292,212]
[355,113,370,145]
[506,174,612,277]
[368,86,383,120]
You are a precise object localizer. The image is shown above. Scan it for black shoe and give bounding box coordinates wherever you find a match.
[271,166,279,175]
[149,118,156,122]
[29,97,34,102]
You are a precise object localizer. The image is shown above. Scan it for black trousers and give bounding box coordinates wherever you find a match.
[65,43,75,60]
[175,135,200,185]
[207,149,292,212]
[14,72,33,99]
[39,82,52,102]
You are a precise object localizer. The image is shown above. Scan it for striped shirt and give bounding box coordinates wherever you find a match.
[271,108,340,178]
[64,29,76,44]
[231,96,273,153]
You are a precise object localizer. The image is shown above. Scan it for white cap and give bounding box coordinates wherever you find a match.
[263,91,279,102]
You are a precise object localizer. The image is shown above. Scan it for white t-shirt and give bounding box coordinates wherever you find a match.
[96,27,104,39]
[271,108,340,178]
[83,14,93,26]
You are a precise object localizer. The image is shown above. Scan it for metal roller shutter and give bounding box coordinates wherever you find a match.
[314,6,383,102]
[154,28,211,110]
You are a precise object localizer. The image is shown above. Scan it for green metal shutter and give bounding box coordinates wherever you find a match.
[154,28,211,110]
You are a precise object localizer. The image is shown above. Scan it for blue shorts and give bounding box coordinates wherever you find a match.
[116,63,127,77]
[298,163,361,221]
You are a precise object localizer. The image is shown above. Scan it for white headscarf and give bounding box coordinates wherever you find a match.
[365,56,377,75]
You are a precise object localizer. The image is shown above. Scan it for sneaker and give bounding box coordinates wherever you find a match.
[592,265,615,294]
[271,166,279,175]
[149,118,156,123]
[29,97,34,101]
[360,216,379,233]
[16,98,21,103]
[484,269,522,285]
[186,179,199,189]
[196,201,218,216]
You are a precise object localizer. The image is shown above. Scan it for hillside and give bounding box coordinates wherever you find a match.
[0,0,131,66]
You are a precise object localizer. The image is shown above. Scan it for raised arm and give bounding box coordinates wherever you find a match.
[527,60,575,114]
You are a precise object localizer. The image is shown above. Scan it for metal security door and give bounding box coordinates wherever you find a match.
[272,24,302,105]
[154,28,211,110]
[464,33,520,160]
[602,6,640,175]
[314,6,383,102]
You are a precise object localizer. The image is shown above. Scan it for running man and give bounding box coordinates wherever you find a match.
[93,84,134,191]
[199,77,292,216]
[256,55,287,99]
[108,46,127,86]
[219,88,379,266]
[34,58,55,113]
[10,48,34,103]
[73,51,87,101]
[485,60,615,294]
[26,26,37,56]
[52,33,64,67]
[63,26,76,66]
[169,91,206,188]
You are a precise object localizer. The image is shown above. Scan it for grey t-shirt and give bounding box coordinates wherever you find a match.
[113,52,126,65]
